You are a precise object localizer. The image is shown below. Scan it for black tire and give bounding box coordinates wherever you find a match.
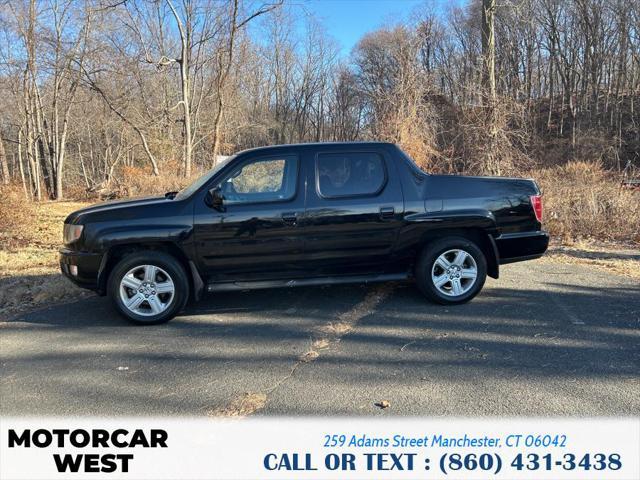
[107,250,190,325]
[415,236,487,305]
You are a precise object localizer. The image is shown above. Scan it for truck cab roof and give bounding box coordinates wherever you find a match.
[233,141,398,157]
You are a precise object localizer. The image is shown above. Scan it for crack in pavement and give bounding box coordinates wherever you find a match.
[207,284,394,417]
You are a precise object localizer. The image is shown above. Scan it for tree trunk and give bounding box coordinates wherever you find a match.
[212,0,240,166]
[211,98,224,165]
[180,57,192,177]
[0,133,9,184]
[481,0,496,100]
[167,0,192,177]
[17,130,29,198]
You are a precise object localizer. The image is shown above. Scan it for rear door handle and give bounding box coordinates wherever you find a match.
[379,206,395,219]
[282,212,298,224]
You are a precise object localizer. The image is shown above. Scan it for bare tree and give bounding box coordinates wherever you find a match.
[0,0,638,196]
[0,131,8,184]
[210,0,282,165]
[481,0,496,99]
[6,0,93,199]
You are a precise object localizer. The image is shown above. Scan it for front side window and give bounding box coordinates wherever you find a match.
[316,152,386,198]
[218,155,298,204]
[175,155,235,200]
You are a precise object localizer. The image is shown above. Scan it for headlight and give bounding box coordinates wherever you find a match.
[63,224,84,244]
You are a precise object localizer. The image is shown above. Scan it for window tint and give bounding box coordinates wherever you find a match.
[316,152,386,198]
[219,155,298,204]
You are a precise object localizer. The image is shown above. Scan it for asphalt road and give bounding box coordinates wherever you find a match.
[1,259,639,416]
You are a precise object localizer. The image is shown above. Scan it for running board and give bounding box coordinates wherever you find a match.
[206,273,409,292]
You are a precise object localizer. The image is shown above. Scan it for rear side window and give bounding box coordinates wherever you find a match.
[316,152,386,198]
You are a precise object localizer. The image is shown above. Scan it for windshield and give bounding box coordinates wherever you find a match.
[174,156,235,200]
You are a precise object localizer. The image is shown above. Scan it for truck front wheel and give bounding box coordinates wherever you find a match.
[107,251,190,324]
[416,236,487,305]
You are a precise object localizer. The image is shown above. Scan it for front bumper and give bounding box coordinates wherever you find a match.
[59,248,104,291]
[495,231,549,264]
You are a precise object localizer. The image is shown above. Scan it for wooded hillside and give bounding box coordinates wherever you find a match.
[0,0,638,212]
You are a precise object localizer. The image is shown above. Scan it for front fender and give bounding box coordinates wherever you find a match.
[88,224,193,251]
[91,224,194,295]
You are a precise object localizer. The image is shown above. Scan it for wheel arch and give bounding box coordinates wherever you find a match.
[417,228,499,279]
[98,242,203,299]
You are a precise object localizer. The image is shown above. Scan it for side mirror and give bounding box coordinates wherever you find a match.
[207,186,225,211]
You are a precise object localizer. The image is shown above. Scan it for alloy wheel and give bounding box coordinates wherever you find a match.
[430,249,478,297]
[119,264,175,316]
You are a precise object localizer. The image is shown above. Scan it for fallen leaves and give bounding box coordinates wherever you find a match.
[317,285,393,339]
[0,273,90,320]
[300,286,394,367]
[311,338,330,350]
[318,321,353,336]
[299,350,319,363]
[207,392,267,417]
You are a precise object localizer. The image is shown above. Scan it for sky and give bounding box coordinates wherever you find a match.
[298,0,464,55]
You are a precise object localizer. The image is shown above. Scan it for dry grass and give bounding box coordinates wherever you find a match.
[456,99,532,176]
[543,240,640,280]
[111,165,196,198]
[532,161,640,244]
[0,185,91,319]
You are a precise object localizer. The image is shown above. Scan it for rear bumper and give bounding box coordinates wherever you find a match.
[495,231,549,264]
[59,248,103,292]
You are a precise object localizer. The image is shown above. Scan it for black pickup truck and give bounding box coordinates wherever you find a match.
[60,142,548,324]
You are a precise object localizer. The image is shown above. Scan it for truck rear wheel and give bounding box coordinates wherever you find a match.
[416,236,487,305]
[107,251,189,324]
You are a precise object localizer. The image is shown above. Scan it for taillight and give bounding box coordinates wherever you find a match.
[530,195,543,222]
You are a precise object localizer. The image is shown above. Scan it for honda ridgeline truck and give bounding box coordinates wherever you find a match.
[60,142,548,324]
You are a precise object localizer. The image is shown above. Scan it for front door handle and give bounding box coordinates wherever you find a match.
[379,206,395,219]
[282,212,298,225]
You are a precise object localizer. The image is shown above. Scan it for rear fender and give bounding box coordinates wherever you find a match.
[405,208,497,231]
[408,210,500,279]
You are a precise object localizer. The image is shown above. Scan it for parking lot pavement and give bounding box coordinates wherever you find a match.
[1,260,639,416]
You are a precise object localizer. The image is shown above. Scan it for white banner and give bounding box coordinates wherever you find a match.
[1,417,638,479]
